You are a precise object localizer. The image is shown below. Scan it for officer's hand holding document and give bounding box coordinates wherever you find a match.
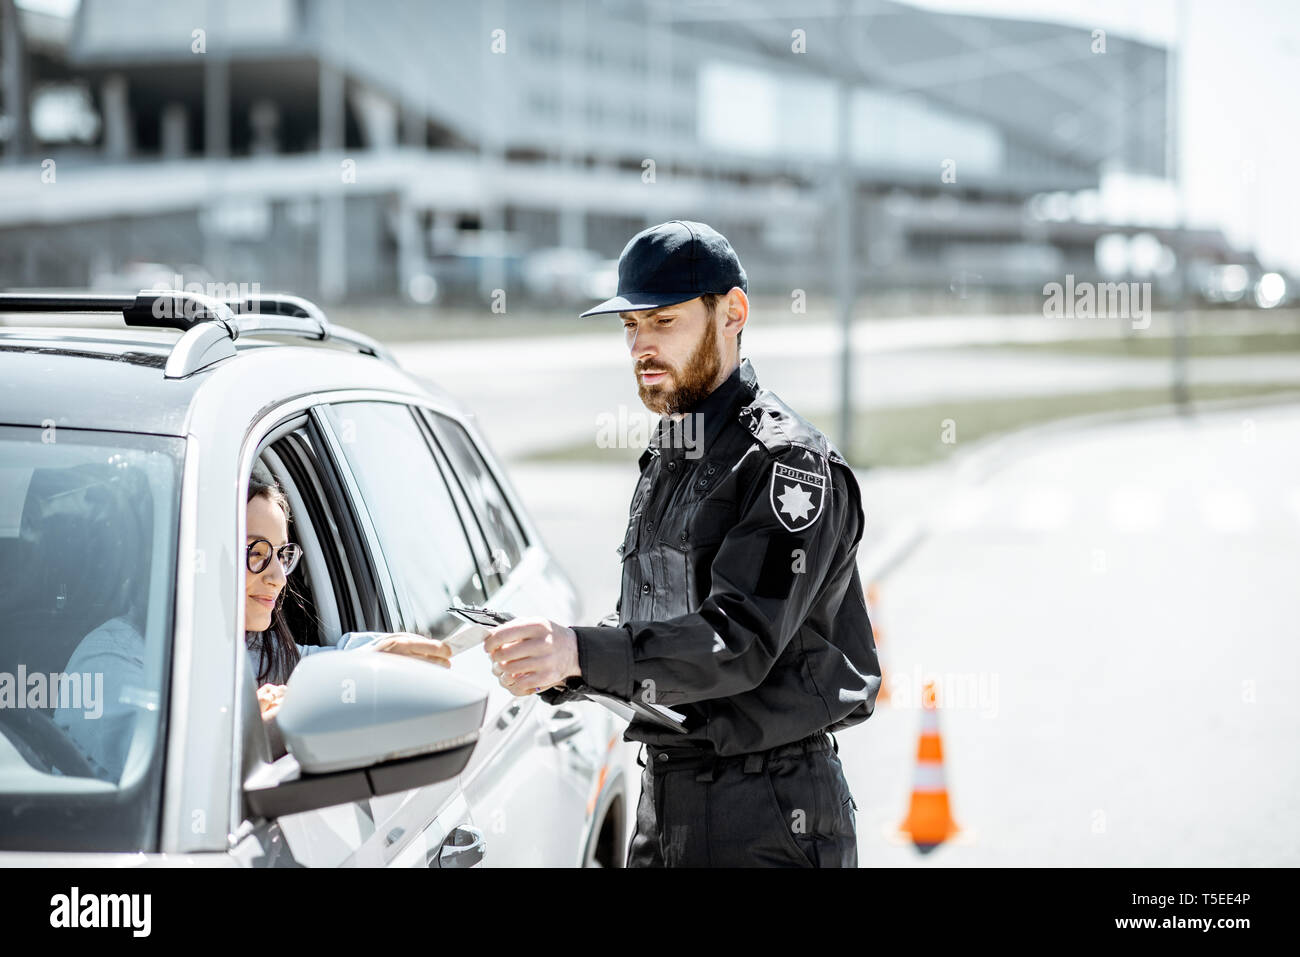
[446,603,561,687]
[477,613,580,696]
[473,608,687,732]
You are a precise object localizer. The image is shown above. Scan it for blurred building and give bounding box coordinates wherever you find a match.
[0,0,1255,305]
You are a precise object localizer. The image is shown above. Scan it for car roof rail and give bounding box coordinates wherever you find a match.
[0,290,397,378]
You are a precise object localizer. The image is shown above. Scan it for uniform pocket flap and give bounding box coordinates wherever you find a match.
[618,511,641,561]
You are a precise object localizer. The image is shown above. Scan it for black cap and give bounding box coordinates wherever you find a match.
[580,220,747,318]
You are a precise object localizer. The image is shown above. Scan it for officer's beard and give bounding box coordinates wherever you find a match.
[635,316,723,417]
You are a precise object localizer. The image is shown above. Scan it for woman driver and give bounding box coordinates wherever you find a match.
[244,464,452,721]
[55,466,453,780]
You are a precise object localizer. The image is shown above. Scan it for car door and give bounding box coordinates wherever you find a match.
[235,418,463,868]
[316,399,584,866]
[418,408,615,863]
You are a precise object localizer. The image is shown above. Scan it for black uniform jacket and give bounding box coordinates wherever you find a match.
[541,357,881,755]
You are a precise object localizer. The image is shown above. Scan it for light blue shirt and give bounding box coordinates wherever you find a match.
[53,616,150,783]
[245,630,386,685]
[53,618,382,782]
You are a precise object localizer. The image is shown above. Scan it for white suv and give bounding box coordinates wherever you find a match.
[0,291,628,867]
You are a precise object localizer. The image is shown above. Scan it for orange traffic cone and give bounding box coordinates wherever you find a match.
[896,680,960,854]
[865,582,889,704]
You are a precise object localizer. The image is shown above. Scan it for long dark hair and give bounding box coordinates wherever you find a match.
[246,464,301,684]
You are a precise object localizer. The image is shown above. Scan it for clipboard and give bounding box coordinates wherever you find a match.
[446,604,689,732]
[575,691,690,734]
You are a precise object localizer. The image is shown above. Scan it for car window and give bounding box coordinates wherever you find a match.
[408,409,500,598]
[423,412,528,587]
[265,428,382,637]
[0,424,181,852]
[238,427,408,864]
[249,445,341,663]
[321,402,486,639]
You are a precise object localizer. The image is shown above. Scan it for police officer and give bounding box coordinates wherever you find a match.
[483,220,881,867]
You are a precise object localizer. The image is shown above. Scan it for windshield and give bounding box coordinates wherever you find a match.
[0,425,182,853]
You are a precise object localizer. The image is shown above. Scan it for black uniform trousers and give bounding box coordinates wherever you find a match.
[626,730,859,867]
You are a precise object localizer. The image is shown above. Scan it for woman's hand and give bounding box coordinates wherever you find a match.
[257,683,286,720]
[373,632,453,669]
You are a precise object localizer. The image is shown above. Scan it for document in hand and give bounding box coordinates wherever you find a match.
[445,605,688,731]
[445,604,515,655]
[576,691,690,734]
[444,622,490,656]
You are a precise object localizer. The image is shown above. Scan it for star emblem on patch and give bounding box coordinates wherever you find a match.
[768,462,827,532]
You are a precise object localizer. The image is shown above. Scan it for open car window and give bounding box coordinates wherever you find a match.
[256,444,341,652]
[264,425,388,637]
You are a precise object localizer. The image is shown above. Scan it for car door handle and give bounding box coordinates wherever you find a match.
[496,701,523,731]
[434,825,486,869]
[547,710,583,745]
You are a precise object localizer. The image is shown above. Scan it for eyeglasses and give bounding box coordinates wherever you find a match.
[246,538,302,575]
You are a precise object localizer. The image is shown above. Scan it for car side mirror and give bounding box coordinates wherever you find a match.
[243,650,486,819]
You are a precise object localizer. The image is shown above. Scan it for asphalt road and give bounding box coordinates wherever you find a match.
[840,401,1300,866]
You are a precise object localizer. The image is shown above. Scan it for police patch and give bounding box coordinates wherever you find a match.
[768,461,826,533]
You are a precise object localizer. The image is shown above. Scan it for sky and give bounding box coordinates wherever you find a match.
[14,0,75,14]
[14,0,1300,272]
